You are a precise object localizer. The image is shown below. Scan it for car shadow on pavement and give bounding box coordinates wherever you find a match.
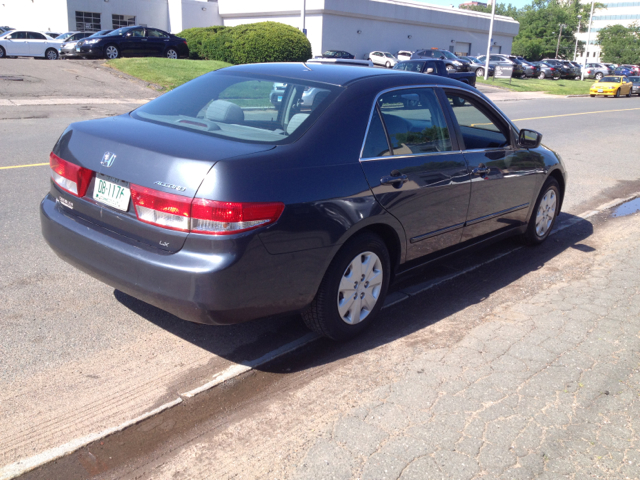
[114,212,594,372]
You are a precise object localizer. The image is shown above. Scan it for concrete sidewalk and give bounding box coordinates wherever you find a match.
[477,83,555,103]
[139,206,640,480]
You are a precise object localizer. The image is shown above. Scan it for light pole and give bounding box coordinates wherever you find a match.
[582,0,596,80]
[484,0,496,80]
[573,15,582,61]
[555,23,566,58]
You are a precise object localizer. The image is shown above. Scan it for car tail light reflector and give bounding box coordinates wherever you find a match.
[191,200,284,235]
[130,185,285,235]
[49,152,94,197]
[131,184,191,232]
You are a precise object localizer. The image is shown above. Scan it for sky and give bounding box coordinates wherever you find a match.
[411,0,532,11]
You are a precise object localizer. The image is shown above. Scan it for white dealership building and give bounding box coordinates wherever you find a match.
[1,0,519,58]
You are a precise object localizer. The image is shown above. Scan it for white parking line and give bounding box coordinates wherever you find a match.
[2,192,637,480]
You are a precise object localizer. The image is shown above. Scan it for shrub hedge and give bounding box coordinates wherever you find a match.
[178,22,312,64]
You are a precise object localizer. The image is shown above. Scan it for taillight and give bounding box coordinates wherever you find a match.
[130,184,284,235]
[130,184,191,232]
[49,152,93,197]
[191,199,284,235]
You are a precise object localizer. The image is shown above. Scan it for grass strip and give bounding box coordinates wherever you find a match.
[476,76,594,96]
[107,58,232,90]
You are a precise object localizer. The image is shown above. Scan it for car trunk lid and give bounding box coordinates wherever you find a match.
[51,114,275,252]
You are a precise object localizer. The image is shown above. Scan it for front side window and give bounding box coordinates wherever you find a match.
[10,31,27,39]
[133,73,338,144]
[76,11,101,32]
[445,92,509,150]
[363,88,451,157]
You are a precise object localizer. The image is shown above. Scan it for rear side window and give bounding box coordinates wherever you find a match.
[28,32,46,40]
[133,73,339,144]
[362,109,391,158]
[363,88,451,158]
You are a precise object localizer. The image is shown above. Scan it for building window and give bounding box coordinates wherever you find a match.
[112,15,136,29]
[76,11,101,32]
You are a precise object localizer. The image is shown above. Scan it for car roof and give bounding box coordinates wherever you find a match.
[218,62,467,88]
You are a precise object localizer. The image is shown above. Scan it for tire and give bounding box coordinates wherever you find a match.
[385,61,391,68]
[166,48,178,59]
[302,232,391,341]
[446,65,455,73]
[538,72,545,79]
[0,46,5,59]
[452,97,465,106]
[104,45,119,60]
[590,94,596,97]
[595,72,603,80]
[45,48,58,60]
[615,88,620,98]
[521,177,560,245]
[476,67,484,77]
[626,89,631,97]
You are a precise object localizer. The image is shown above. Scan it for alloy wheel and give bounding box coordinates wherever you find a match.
[337,251,383,325]
[105,46,119,60]
[535,189,557,237]
[166,49,178,59]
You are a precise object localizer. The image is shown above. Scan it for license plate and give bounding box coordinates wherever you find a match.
[598,89,603,93]
[93,173,131,211]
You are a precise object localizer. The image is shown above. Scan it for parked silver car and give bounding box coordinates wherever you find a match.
[584,63,610,80]
[368,51,398,68]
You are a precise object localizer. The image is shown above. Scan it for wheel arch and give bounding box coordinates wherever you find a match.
[548,168,566,212]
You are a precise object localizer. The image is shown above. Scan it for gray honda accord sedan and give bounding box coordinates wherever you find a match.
[41,63,567,340]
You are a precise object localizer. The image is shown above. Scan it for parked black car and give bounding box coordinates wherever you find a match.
[410,48,470,72]
[516,58,541,78]
[475,55,519,77]
[321,50,355,59]
[59,31,98,58]
[40,63,566,341]
[75,25,188,59]
[533,61,561,80]
[541,59,577,79]
[393,59,476,87]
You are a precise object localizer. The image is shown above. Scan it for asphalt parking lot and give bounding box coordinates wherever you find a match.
[2,58,640,479]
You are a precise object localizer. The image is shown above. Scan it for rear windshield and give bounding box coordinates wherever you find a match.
[133,72,339,144]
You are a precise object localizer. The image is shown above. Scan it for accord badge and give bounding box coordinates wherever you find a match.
[154,181,186,192]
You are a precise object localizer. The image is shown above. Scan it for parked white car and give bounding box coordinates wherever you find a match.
[368,51,398,68]
[0,30,60,59]
[396,50,413,61]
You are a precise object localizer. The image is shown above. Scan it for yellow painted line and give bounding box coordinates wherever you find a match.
[0,162,49,170]
[512,107,640,122]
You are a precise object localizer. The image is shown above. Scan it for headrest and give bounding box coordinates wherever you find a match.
[286,113,309,135]
[205,100,244,124]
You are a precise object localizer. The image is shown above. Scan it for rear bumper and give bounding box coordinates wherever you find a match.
[40,193,329,325]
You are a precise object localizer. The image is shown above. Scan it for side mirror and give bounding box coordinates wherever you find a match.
[425,67,434,74]
[518,129,542,149]
[5,35,11,39]
[126,32,132,37]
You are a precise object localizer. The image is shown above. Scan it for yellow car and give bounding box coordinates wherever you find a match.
[590,76,633,97]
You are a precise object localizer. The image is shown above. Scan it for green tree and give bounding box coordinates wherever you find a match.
[597,23,640,64]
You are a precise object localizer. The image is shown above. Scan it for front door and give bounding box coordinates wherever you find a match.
[4,31,29,55]
[442,89,545,241]
[121,27,145,56]
[359,87,471,261]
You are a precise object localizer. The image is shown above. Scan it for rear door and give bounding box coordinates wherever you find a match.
[144,28,170,56]
[27,31,48,56]
[442,89,545,241]
[359,87,471,261]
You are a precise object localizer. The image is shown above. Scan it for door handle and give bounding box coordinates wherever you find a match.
[142,39,148,41]
[472,167,490,175]
[380,174,408,187]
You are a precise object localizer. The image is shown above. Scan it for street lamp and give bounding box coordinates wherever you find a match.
[555,23,566,58]
[573,15,582,61]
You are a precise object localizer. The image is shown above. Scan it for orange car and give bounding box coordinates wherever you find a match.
[590,76,633,97]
